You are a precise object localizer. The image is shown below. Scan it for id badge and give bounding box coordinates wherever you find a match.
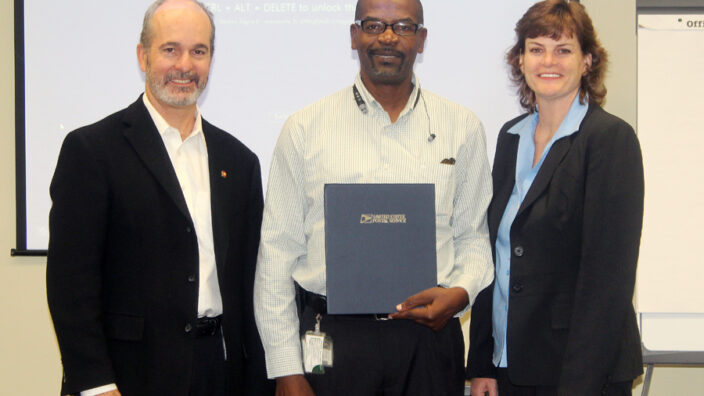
[302,313,333,374]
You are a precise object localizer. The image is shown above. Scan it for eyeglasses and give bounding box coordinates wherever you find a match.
[354,19,424,36]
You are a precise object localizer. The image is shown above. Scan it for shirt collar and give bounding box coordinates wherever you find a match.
[508,93,589,141]
[142,93,204,139]
[353,73,421,118]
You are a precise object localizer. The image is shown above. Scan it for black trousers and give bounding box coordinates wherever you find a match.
[496,368,633,396]
[188,326,227,396]
[299,304,465,396]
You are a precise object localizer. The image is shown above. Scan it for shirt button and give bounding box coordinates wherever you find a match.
[187,275,196,283]
[513,246,524,257]
[185,323,193,333]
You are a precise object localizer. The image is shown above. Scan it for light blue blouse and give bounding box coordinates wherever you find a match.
[492,95,588,367]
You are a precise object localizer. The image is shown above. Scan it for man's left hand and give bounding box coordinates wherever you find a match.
[389,287,469,331]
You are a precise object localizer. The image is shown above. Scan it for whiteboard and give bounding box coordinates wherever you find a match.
[637,13,704,351]
[19,0,534,250]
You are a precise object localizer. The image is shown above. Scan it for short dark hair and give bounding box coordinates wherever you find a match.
[354,0,424,24]
[507,0,608,111]
[140,0,216,55]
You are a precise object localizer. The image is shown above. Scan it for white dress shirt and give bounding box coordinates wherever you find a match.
[142,94,221,319]
[80,95,220,396]
[254,74,495,379]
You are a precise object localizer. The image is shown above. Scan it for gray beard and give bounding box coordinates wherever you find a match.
[146,71,206,107]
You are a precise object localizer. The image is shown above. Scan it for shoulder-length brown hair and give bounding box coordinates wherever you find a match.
[507,0,608,112]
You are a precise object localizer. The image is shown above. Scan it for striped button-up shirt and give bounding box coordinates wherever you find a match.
[254,74,494,378]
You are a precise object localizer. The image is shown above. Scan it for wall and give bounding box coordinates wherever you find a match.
[574,0,704,393]
[0,0,63,393]
[0,0,701,394]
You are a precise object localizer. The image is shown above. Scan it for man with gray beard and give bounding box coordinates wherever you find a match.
[46,1,272,395]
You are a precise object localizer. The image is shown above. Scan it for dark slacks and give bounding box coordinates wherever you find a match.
[188,326,227,396]
[496,368,633,396]
[299,304,466,396]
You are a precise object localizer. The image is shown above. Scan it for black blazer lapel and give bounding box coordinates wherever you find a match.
[121,97,192,221]
[516,135,572,217]
[203,123,230,270]
[489,132,519,242]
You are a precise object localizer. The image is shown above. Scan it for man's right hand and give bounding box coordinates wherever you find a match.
[97,391,121,396]
[275,374,315,396]
[470,377,497,396]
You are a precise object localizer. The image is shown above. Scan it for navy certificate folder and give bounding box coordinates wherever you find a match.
[324,183,437,314]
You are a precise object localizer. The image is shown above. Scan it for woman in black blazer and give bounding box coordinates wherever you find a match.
[467,1,644,395]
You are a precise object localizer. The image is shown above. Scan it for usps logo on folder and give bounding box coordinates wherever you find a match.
[324,183,437,314]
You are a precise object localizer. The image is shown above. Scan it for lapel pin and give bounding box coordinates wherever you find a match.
[220,170,227,178]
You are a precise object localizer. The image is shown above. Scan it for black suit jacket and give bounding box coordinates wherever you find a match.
[46,97,273,396]
[467,104,644,395]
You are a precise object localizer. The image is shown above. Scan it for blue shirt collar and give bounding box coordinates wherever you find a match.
[507,93,589,141]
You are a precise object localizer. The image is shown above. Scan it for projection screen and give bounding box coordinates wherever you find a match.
[15,0,534,253]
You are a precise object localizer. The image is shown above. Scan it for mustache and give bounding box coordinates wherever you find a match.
[164,71,200,85]
[368,49,405,58]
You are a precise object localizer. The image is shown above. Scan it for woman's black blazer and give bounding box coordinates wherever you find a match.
[467,104,644,395]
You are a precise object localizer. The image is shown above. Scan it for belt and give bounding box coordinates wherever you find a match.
[296,285,390,320]
[195,316,222,337]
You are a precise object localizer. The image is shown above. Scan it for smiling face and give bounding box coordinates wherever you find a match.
[137,1,213,110]
[350,0,427,88]
[520,34,591,107]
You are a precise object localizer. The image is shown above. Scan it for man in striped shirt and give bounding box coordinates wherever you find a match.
[254,0,494,395]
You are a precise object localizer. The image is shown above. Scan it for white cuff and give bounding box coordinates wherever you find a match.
[80,383,117,396]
